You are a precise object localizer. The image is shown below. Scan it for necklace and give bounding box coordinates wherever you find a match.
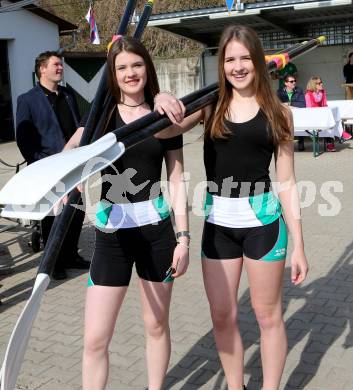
[120,101,145,108]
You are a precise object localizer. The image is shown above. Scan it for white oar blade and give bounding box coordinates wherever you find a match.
[0,274,50,390]
[0,133,118,206]
[0,141,125,220]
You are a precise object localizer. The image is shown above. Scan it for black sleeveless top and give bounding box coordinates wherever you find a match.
[100,107,183,203]
[204,110,275,198]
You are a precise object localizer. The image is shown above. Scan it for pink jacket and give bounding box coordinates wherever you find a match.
[305,90,327,107]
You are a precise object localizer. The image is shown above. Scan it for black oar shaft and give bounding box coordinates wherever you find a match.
[38,0,140,276]
[38,192,81,275]
[112,37,325,148]
[80,0,138,147]
[267,37,324,73]
[112,37,324,142]
[122,90,219,150]
[113,82,219,140]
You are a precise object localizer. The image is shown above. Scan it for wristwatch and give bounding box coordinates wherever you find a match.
[176,231,190,240]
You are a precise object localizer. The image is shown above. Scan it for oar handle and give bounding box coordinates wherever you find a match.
[287,36,325,61]
[266,36,326,72]
[133,0,154,39]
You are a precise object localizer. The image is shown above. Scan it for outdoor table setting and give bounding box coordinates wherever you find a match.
[292,106,343,157]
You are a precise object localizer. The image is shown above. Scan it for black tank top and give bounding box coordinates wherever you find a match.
[100,108,183,203]
[204,110,274,198]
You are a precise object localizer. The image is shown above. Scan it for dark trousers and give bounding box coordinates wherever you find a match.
[41,208,85,271]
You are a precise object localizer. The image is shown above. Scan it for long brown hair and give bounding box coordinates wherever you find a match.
[205,25,291,145]
[107,37,159,108]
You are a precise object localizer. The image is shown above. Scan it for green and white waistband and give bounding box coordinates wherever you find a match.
[96,195,170,229]
[205,191,282,228]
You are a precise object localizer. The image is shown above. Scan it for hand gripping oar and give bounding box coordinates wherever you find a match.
[0,1,144,388]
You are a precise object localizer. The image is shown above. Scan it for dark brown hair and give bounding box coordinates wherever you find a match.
[205,25,291,145]
[107,37,159,108]
[35,51,62,79]
[284,74,296,82]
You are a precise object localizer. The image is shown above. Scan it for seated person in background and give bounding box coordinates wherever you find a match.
[305,76,352,152]
[277,74,306,150]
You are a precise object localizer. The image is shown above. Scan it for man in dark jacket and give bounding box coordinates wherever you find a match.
[16,51,89,280]
[277,74,306,150]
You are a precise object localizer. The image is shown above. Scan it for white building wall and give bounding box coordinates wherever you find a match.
[293,45,353,100]
[154,57,200,98]
[204,45,353,100]
[0,7,59,124]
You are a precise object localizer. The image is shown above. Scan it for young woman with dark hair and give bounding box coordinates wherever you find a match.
[68,37,189,390]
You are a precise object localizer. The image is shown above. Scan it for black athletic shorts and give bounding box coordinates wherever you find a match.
[201,216,287,261]
[88,217,176,287]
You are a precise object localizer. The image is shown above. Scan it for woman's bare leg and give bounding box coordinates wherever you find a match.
[202,258,245,390]
[139,279,173,390]
[82,285,128,390]
[244,258,286,390]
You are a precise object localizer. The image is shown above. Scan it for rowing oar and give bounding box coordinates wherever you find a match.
[265,36,325,72]
[0,36,326,219]
[0,0,147,388]
[0,81,219,219]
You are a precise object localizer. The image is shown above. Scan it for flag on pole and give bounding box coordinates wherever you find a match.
[225,0,235,12]
[85,4,100,45]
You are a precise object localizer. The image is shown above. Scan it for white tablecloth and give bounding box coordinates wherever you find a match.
[327,100,353,119]
[292,106,343,138]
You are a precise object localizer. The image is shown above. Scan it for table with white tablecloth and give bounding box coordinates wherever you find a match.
[327,100,353,119]
[328,100,353,133]
[292,106,343,156]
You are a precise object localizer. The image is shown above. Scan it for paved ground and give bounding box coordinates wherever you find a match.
[1,131,353,390]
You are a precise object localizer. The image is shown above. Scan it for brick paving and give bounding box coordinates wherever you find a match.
[1,131,353,389]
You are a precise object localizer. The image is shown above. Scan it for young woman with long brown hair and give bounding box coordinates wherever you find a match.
[156,25,308,390]
[68,36,189,390]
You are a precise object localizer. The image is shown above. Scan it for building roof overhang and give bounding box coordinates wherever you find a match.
[148,0,353,47]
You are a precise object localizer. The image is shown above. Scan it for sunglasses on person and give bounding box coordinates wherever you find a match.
[286,79,296,83]
[316,81,323,85]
